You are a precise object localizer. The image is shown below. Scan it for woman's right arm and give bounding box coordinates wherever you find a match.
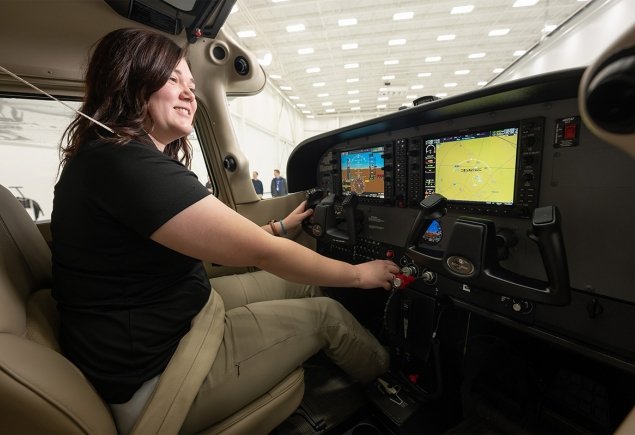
[151,194,399,289]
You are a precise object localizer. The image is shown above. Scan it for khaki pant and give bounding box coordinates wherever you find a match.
[181,271,389,433]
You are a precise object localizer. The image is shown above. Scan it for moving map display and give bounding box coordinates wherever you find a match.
[340,146,385,198]
[424,126,519,205]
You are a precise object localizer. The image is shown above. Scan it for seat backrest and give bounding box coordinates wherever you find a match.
[0,183,117,433]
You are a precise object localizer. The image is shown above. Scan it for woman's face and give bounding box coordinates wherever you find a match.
[146,57,197,149]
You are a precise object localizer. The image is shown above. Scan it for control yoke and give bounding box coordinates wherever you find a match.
[303,189,360,245]
[407,194,571,305]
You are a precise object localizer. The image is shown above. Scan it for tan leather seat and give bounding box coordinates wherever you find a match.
[0,183,304,434]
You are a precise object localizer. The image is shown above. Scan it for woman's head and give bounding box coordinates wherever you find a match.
[61,28,195,166]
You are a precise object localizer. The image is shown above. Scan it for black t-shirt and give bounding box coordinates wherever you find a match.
[51,140,211,404]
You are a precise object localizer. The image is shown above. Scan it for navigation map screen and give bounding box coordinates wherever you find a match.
[423,125,519,205]
[340,146,385,198]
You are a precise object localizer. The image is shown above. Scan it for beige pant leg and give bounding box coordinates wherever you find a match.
[181,296,389,434]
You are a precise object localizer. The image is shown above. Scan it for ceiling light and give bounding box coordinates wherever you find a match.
[488,28,510,36]
[513,0,539,6]
[378,96,389,101]
[436,93,448,97]
[417,72,431,77]
[346,78,359,83]
[344,63,359,69]
[493,68,504,73]
[425,56,441,62]
[271,0,289,3]
[437,34,456,41]
[325,108,336,113]
[280,85,292,90]
[342,43,358,50]
[349,99,359,103]
[257,52,272,66]
[348,90,359,94]
[382,75,395,80]
[269,74,282,79]
[237,30,256,38]
[296,103,306,107]
[379,87,389,92]
[468,52,486,59]
[406,95,417,99]
[388,38,406,46]
[377,104,387,109]
[384,60,399,65]
[444,83,458,87]
[411,84,424,90]
[289,96,299,100]
[351,107,361,111]
[306,67,321,73]
[298,47,314,55]
[317,93,329,97]
[477,81,488,86]
[230,4,239,13]
[455,69,470,75]
[338,18,357,26]
[312,82,326,87]
[306,115,314,118]
[513,50,526,56]
[542,24,557,33]
[451,5,474,14]
[322,102,333,106]
[302,110,311,114]
[286,23,305,33]
[393,11,414,20]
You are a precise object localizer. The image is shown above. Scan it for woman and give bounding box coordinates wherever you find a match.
[51,28,399,433]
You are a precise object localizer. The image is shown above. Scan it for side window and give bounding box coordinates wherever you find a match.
[0,96,210,221]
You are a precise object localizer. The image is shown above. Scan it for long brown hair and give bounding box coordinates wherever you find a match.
[60,28,193,168]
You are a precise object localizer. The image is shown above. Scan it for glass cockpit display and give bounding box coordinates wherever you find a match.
[424,125,519,205]
[340,146,385,199]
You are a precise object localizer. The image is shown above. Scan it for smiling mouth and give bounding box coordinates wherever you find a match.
[175,107,190,115]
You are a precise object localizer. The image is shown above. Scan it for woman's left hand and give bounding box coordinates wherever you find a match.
[281,200,313,234]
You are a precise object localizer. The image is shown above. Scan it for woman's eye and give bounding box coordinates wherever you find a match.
[169,76,178,83]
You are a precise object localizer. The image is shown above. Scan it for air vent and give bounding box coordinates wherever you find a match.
[130,1,180,34]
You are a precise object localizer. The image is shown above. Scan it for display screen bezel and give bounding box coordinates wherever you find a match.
[339,145,386,200]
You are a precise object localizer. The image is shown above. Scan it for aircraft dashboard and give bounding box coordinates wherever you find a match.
[288,67,635,375]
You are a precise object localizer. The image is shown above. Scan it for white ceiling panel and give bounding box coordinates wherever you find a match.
[225,0,594,117]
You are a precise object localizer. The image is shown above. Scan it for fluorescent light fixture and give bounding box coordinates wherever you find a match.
[279,86,292,91]
[269,74,282,79]
[406,95,417,99]
[325,108,336,113]
[513,0,539,6]
[302,110,311,114]
[349,99,359,103]
[317,93,329,97]
[543,24,557,33]
[272,0,289,3]
[477,81,488,86]
[286,23,305,33]
[346,78,359,83]
[384,60,399,65]
[338,18,357,26]
[393,11,414,20]
[322,102,333,106]
[379,87,389,92]
[378,96,389,101]
[493,68,504,73]
[347,90,359,95]
[306,67,321,73]
[351,106,361,111]
[411,84,424,90]
[306,115,315,118]
[377,104,387,109]
[417,72,431,77]
[312,82,326,87]
[257,52,272,66]
[298,47,314,55]
[488,28,510,36]
[344,63,359,69]
[342,43,358,50]
[468,52,486,59]
[296,103,306,108]
[455,69,470,75]
[382,75,395,80]
[437,34,456,41]
[425,56,442,62]
[237,30,256,38]
[289,96,299,100]
[513,50,526,56]
[451,5,474,14]
[444,82,457,87]
[436,93,448,97]
[388,38,406,46]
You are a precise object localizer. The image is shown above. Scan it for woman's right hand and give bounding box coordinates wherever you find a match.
[354,260,401,290]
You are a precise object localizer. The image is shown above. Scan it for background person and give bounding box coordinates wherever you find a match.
[251,170,263,198]
[270,168,288,197]
[51,28,399,434]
